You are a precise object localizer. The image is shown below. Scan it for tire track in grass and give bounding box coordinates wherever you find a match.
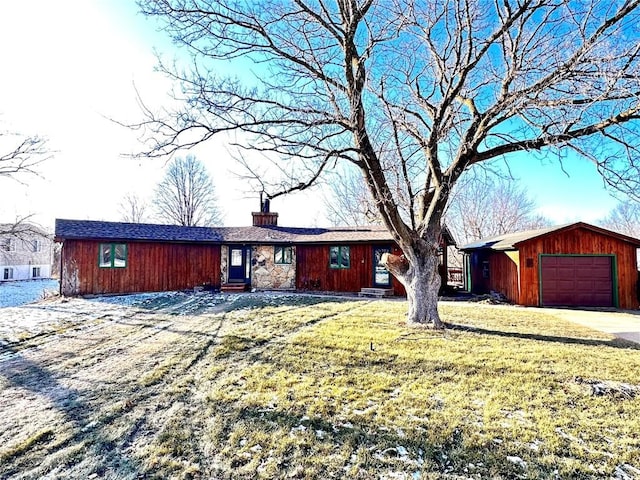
[0,295,370,478]
[0,303,208,478]
[108,298,372,477]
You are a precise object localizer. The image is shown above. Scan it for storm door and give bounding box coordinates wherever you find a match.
[228,246,251,283]
[373,247,391,287]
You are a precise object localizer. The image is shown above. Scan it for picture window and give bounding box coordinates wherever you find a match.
[274,246,293,264]
[99,243,128,268]
[329,246,350,269]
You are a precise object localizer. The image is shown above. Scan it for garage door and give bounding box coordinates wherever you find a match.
[540,255,614,307]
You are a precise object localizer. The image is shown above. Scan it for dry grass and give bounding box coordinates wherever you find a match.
[1,293,639,479]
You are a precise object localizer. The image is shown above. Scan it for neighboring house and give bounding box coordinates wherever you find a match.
[0,224,54,282]
[460,222,640,309]
[54,209,456,297]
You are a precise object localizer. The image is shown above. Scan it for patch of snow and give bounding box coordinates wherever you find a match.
[613,464,640,480]
[289,424,307,435]
[529,440,543,451]
[0,291,251,346]
[0,296,145,345]
[506,456,527,469]
[0,279,59,308]
[555,427,582,443]
[379,472,406,479]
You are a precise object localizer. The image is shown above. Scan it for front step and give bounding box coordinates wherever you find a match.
[221,282,249,292]
[359,287,394,298]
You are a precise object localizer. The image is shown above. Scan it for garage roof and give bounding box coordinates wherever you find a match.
[460,222,640,251]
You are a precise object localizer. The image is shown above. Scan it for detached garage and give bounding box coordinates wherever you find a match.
[461,222,640,309]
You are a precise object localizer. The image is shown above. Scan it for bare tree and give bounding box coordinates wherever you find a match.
[119,193,149,223]
[598,199,640,238]
[0,128,49,235]
[153,155,222,226]
[323,166,381,227]
[0,131,47,181]
[132,0,640,327]
[446,172,551,245]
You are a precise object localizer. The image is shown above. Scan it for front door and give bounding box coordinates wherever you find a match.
[228,246,251,283]
[373,247,391,287]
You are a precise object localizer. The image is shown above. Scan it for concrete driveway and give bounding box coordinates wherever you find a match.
[538,307,640,344]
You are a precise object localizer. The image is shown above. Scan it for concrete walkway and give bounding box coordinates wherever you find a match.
[538,307,640,344]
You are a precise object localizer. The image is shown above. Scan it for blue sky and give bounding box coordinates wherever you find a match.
[0,1,621,231]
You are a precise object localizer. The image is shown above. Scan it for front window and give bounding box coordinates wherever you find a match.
[3,268,13,280]
[274,246,293,264]
[32,267,41,278]
[99,243,128,268]
[32,240,42,252]
[3,239,15,252]
[329,246,350,269]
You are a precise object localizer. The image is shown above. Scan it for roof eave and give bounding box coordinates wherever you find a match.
[511,221,640,248]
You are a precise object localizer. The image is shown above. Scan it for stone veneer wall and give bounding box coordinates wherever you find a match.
[251,245,296,290]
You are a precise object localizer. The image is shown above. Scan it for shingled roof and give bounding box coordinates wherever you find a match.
[54,219,397,244]
[460,222,640,251]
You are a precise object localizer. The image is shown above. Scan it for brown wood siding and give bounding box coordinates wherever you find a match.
[295,243,406,295]
[517,228,639,309]
[61,240,221,296]
[489,252,520,303]
[468,251,520,302]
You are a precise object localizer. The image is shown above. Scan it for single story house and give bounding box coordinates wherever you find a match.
[460,222,640,309]
[1,224,54,282]
[54,209,455,297]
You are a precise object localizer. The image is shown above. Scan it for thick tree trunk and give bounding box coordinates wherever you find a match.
[404,250,443,328]
[383,239,444,329]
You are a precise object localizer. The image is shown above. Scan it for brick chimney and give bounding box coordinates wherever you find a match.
[252,196,278,226]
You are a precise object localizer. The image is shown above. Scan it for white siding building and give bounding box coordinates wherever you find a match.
[0,225,53,282]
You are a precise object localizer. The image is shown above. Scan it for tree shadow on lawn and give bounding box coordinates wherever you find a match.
[445,323,640,350]
[0,346,146,478]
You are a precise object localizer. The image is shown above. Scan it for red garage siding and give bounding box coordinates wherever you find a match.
[540,255,614,307]
[463,223,640,310]
[517,228,638,309]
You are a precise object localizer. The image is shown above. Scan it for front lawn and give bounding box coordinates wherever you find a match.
[1,293,639,479]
